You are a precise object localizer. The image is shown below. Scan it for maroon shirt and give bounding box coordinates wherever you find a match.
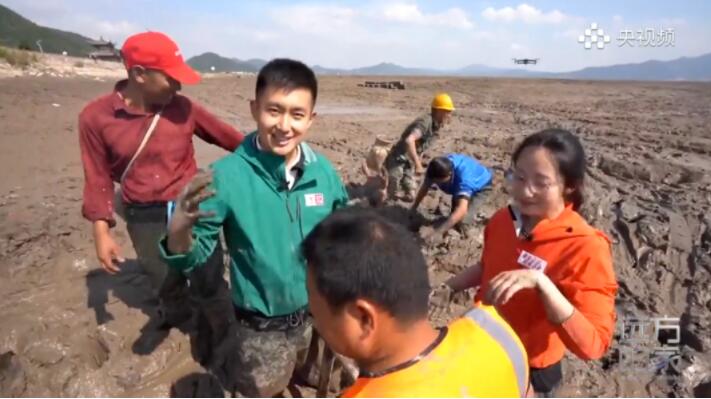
[78,80,244,226]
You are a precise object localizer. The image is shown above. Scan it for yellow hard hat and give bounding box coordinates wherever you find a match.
[431,93,455,111]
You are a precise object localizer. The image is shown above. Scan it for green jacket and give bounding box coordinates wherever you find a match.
[160,133,349,316]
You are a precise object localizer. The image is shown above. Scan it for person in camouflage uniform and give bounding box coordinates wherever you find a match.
[385,93,455,201]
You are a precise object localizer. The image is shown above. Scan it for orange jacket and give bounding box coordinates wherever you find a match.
[342,305,529,398]
[475,205,618,368]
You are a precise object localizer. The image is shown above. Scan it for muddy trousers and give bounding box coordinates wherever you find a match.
[385,157,417,199]
[211,309,312,397]
[123,203,231,341]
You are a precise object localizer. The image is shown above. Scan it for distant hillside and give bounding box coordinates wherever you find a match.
[187,52,267,73]
[317,53,711,81]
[350,62,437,76]
[242,58,267,70]
[559,52,711,81]
[0,4,95,56]
[187,52,247,72]
[317,61,539,77]
[312,64,348,75]
[187,50,711,82]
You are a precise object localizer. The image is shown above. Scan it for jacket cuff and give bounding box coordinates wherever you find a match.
[158,235,197,272]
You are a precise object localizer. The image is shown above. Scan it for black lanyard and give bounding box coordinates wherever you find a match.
[359,327,448,379]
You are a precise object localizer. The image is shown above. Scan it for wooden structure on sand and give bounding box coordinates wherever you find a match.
[87,38,121,61]
[358,80,406,90]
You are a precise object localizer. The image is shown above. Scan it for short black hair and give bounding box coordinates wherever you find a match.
[302,207,430,323]
[426,156,454,181]
[512,128,586,210]
[256,58,318,104]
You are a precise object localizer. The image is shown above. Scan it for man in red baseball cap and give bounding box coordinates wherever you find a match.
[122,31,202,85]
[78,31,244,355]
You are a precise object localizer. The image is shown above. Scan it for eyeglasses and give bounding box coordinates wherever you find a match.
[505,169,559,194]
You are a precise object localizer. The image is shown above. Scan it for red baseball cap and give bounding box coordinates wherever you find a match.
[121,31,200,84]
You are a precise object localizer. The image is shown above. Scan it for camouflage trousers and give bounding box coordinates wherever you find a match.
[211,315,313,397]
[385,157,417,199]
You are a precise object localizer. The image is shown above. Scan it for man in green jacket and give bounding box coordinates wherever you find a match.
[160,59,349,396]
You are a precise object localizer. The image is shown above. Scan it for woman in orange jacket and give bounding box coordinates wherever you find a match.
[442,128,618,396]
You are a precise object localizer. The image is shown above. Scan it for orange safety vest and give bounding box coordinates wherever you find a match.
[342,305,529,398]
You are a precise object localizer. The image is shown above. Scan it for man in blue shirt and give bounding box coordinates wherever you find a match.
[410,154,492,242]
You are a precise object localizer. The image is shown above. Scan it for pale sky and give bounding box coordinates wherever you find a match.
[3,0,710,72]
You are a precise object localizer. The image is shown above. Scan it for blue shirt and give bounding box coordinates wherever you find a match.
[434,154,492,198]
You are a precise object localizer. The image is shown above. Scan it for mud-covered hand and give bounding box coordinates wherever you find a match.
[167,171,216,254]
[428,282,454,324]
[170,171,216,233]
[484,269,543,306]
